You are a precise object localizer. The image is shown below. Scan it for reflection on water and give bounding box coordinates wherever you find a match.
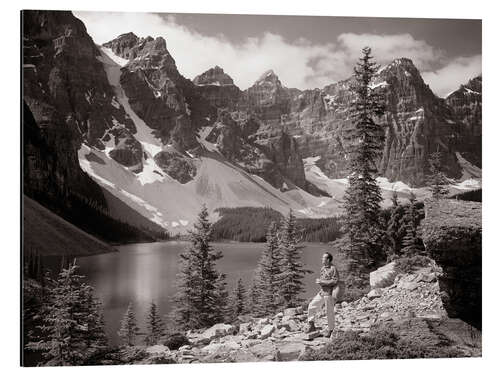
[76,241,335,344]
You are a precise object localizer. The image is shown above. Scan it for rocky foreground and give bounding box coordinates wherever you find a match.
[136,264,481,364]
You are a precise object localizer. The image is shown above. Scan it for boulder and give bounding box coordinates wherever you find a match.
[370,261,397,289]
[198,323,236,342]
[248,341,278,360]
[201,340,240,353]
[276,342,307,361]
[422,199,482,329]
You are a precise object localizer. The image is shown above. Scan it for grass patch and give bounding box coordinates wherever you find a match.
[300,326,464,361]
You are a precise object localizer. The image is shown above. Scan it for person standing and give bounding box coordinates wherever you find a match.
[305,252,339,337]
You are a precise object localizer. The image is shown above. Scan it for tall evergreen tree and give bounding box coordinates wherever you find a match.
[26,262,108,366]
[277,210,311,308]
[401,192,425,255]
[230,278,247,320]
[386,191,406,257]
[253,221,282,315]
[214,273,230,323]
[117,302,139,347]
[172,205,227,330]
[427,151,449,199]
[144,301,165,346]
[247,278,260,315]
[343,47,386,271]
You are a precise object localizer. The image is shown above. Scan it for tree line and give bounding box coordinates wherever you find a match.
[211,207,343,243]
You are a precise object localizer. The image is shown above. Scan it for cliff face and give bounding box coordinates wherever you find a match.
[421,199,482,329]
[101,34,319,193]
[103,34,215,150]
[445,76,482,167]
[193,66,242,109]
[22,10,113,206]
[196,59,481,187]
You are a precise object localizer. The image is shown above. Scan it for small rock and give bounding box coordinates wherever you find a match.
[400,281,419,291]
[145,345,170,355]
[422,273,437,283]
[367,289,382,299]
[258,318,270,325]
[287,320,300,332]
[239,322,252,334]
[300,331,321,341]
[341,301,349,308]
[259,324,275,339]
[284,307,298,316]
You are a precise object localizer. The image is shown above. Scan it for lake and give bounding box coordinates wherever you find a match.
[76,241,340,344]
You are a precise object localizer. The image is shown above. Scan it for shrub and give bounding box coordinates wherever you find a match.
[300,327,463,361]
[118,346,148,363]
[394,255,432,274]
[164,333,190,350]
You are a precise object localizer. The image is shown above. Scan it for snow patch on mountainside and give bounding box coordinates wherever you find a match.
[79,54,341,233]
[303,156,430,206]
[98,47,165,186]
[101,47,129,67]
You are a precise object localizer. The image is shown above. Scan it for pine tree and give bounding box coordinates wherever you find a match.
[118,302,139,347]
[247,278,260,315]
[253,221,282,315]
[277,210,311,308]
[172,205,227,330]
[401,192,425,255]
[231,278,247,319]
[213,273,230,323]
[144,301,165,346]
[26,262,108,366]
[427,151,449,199]
[386,191,406,257]
[343,47,386,271]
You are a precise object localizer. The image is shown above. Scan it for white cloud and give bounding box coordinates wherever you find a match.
[75,11,480,95]
[337,33,445,70]
[422,55,482,97]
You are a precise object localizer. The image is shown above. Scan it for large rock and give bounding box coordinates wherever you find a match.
[200,323,237,342]
[154,150,197,183]
[258,324,275,339]
[108,131,143,172]
[370,261,397,289]
[421,199,482,329]
[276,342,307,361]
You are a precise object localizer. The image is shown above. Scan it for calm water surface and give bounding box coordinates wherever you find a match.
[77,241,338,343]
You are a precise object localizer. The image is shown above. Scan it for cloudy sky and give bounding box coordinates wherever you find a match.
[75,11,481,97]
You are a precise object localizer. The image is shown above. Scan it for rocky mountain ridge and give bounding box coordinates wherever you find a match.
[23,10,482,234]
[194,58,481,186]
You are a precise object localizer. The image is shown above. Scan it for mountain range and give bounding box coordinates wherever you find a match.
[22,10,481,236]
